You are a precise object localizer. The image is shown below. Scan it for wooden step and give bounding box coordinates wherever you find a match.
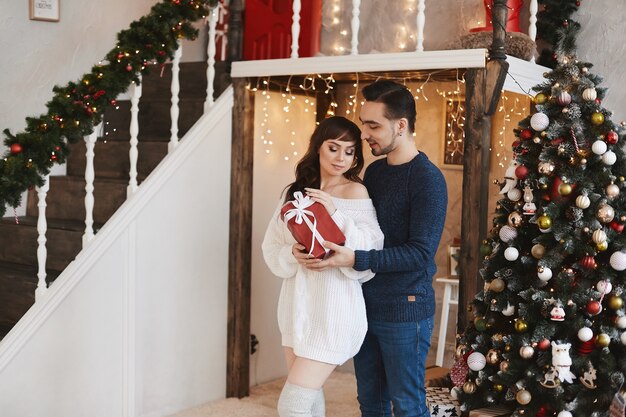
[0,217,84,271]
[66,140,168,180]
[139,62,209,100]
[102,98,206,141]
[26,176,127,225]
[0,262,61,333]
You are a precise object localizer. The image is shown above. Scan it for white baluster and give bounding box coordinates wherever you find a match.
[83,123,100,247]
[416,0,425,52]
[169,41,183,152]
[528,0,538,62]
[35,174,50,300]
[290,0,301,58]
[128,76,142,197]
[205,6,219,112]
[350,0,361,55]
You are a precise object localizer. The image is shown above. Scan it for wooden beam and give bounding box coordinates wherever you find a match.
[227,78,254,398]
[226,0,250,399]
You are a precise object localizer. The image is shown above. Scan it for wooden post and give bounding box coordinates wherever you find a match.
[226,0,251,399]
[458,0,509,330]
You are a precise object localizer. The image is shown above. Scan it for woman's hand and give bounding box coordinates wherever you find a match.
[305,188,336,216]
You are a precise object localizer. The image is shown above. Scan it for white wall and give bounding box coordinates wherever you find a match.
[0,91,232,417]
[0,0,207,215]
[250,90,316,385]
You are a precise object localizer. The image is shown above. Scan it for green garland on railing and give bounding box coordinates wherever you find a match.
[0,0,218,217]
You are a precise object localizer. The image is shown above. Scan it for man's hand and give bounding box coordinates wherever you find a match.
[305,241,355,272]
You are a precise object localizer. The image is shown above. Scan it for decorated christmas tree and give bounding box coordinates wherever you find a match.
[454,22,626,417]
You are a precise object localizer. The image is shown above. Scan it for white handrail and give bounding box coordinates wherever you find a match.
[291,0,301,58]
[83,123,100,247]
[127,76,142,197]
[169,41,183,153]
[350,0,361,55]
[205,6,219,112]
[35,174,50,301]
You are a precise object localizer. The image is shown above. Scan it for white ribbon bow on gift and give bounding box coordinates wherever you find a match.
[283,191,329,258]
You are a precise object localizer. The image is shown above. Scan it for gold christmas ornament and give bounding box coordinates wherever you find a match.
[534,93,547,104]
[490,278,506,293]
[597,241,609,252]
[591,112,605,126]
[537,215,552,230]
[519,345,535,358]
[508,212,523,228]
[609,295,624,310]
[500,360,510,372]
[516,389,532,405]
[538,162,555,175]
[515,319,529,333]
[455,344,469,359]
[463,381,477,394]
[558,182,573,196]
[607,183,620,199]
[493,383,504,392]
[596,333,611,347]
[486,349,500,365]
[531,244,546,259]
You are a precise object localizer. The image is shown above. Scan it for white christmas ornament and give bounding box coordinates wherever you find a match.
[499,225,518,242]
[507,188,522,201]
[609,251,626,271]
[576,194,590,209]
[617,316,626,329]
[530,112,550,131]
[467,352,487,371]
[558,411,573,417]
[450,387,460,400]
[591,140,607,155]
[596,280,613,294]
[592,229,607,244]
[602,150,617,166]
[621,332,626,345]
[582,88,597,101]
[538,267,553,281]
[504,247,520,261]
[578,327,593,342]
[502,303,515,316]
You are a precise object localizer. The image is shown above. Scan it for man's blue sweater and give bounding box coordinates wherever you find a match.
[353,152,448,322]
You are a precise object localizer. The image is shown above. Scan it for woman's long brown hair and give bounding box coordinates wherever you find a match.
[283,116,364,203]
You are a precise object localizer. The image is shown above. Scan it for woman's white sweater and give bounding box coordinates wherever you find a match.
[262,197,384,365]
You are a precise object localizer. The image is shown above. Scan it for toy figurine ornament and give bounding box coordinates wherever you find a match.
[500,159,520,194]
[579,364,597,389]
[540,366,560,388]
[522,185,536,215]
[551,342,576,383]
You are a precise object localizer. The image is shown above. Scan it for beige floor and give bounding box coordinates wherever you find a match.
[171,367,451,417]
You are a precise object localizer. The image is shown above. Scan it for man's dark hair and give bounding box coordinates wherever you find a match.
[362,80,416,133]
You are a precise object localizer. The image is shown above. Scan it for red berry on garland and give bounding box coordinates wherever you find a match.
[126,64,133,72]
[111,99,117,106]
[55,146,61,151]
[563,20,569,27]
[512,140,520,148]
[51,154,57,161]
[520,129,533,140]
[576,1,581,6]
[595,98,602,104]
[607,130,619,144]
[586,300,602,315]
[10,143,23,155]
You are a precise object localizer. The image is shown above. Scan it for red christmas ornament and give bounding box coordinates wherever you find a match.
[595,98,602,104]
[126,64,133,72]
[580,255,597,270]
[520,129,533,140]
[577,338,596,355]
[117,53,124,60]
[512,140,521,149]
[536,405,552,417]
[10,143,23,155]
[450,357,470,387]
[562,20,569,27]
[586,300,602,315]
[537,339,551,351]
[50,154,57,161]
[551,137,564,146]
[576,1,581,6]
[55,146,61,151]
[515,165,529,180]
[610,220,624,233]
[110,99,117,106]
[607,131,619,144]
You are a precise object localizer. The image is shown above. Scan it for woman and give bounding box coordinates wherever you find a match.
[262,116,384,417]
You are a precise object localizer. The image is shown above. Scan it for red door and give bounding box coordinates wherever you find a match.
[243,0,321,60]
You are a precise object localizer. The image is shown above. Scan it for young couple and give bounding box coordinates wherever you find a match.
[262,80,448,417]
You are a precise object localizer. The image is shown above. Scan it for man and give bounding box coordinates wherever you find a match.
[297,80,447,417]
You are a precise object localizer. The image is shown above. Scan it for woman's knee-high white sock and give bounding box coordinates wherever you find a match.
[311,388,325,417]
[277,382,320,417]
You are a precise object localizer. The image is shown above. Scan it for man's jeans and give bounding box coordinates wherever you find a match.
[353,317,435,417]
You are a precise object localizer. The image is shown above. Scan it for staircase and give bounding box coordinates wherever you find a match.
[0,61,226,341]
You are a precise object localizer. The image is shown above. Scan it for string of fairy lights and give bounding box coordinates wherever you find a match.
[247,71,530,165]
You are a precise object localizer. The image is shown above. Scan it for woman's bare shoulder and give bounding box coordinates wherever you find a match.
[335,182,370,199]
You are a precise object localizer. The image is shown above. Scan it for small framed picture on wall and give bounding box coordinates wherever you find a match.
[30,0,60,22]
[442,97,465,169]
